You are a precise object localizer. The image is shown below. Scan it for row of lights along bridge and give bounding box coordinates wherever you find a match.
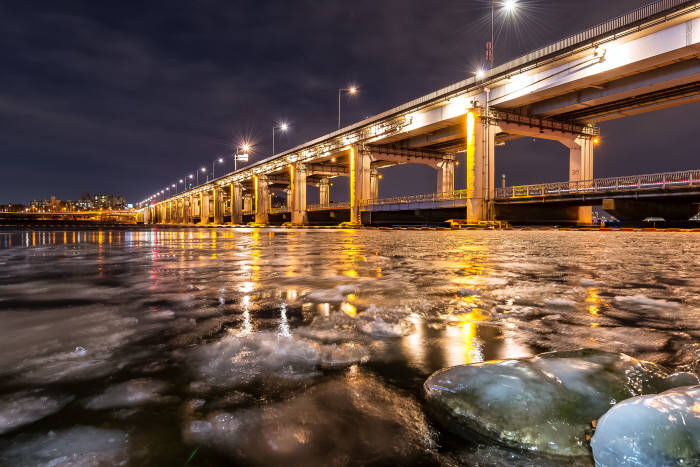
[139,0,519,207]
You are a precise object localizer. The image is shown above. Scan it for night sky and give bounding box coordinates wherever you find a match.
[1,0,697,204]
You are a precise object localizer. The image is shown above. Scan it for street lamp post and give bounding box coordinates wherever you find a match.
[197,167,206,186]
[488,0,517,69]
[338,86,358,129]
[272,122,289,156]
[212,158,223,179]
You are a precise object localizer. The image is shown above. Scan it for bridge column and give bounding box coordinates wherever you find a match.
[437,154,455,194]
[200,192,209,225]
[291,163,308,225]
[350,145,373,225]
[465,111,497,223]
[167,201,173,223]
[255,175,269,225]
[243,193,253,215]
[318,178,330,206]
[285,187,292,211]
[369,169,379,201]
[569,136,595,225]
[187,195,194,224]
[213,187,224,224]
[230,182,243,224]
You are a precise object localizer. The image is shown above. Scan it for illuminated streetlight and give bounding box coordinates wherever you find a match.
[475,68,486,79]
[212,157,224,179]
[235,143,252,171]
[338,85,359,129]
[486,0,519,70]
[273,122,290,156]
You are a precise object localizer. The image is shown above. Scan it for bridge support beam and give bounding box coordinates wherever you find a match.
[318,178,330,206]
[437,155,455,194]
[199,192,209,225]
[291,163,308,225]
[230,182,243,224]
[569,136,595,225]
[213,187,224,224]
[187,195,194,224]
[350,145,374,224]
[255,175,270,225]
[465,111,498,223]
[370,169,379,201]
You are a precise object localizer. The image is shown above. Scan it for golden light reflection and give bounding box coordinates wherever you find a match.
[341,302,357,317]
[586,287,601,317]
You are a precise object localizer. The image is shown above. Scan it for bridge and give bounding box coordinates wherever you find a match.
[139,0,700,226]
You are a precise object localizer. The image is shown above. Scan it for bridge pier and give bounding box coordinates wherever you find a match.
[230,182,243,224]
[199,192,209,225]
[291,163,308,225]
[255,175,270,224]
[465,111,497,223]
[350,145,373,225]
[569,136,595,225]
[213,187,224,224]
[318,178,330,206]
[437,155,455,194]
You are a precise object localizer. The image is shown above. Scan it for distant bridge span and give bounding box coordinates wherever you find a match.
[141,0,700,226]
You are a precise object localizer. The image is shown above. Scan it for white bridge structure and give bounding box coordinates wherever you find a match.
[140,0,700,226]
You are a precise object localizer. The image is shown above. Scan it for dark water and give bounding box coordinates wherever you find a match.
[0,227,698,466]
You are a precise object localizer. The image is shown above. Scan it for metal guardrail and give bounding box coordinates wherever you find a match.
[495,169,700,199]
[360,190,469,207]
[520,0,697,64]
[308,202,351,211]
[269,207,290,214]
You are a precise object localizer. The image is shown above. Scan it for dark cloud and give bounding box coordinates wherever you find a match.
[0,0,696,203]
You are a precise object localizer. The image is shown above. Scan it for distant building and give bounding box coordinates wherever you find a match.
[23,193,129,212]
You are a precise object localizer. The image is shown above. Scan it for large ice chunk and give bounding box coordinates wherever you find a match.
[424,348,681,457]
[0,426,128,466]
[0,391,73,435]
[591,385,700,466]
[84,378,169,410]
[190,332,321,389]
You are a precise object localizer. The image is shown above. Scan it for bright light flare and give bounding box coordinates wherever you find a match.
[218,158,223,163]
[201,167,206,172]
[503,0,517,12]
[241,143,251,152]
[475,68,486,79]
[348,86,358,94]
[279,122,289,131]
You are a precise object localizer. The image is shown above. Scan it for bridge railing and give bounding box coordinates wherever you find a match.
[269,206,290,214]
[360,190,469,206]
[308,202,351,211]
[496,169,700,199]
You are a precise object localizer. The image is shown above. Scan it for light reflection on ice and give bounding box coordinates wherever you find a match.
[0,228,698,465]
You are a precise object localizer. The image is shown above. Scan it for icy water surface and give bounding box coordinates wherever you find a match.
[0,227,698,466]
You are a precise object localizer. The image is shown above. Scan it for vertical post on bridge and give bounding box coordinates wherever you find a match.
[230,182,242,225]
[569,135,595,225]
[291,163,308,225]
[254,175,270,225]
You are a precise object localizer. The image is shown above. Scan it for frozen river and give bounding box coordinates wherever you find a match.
[0,227,698,466]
